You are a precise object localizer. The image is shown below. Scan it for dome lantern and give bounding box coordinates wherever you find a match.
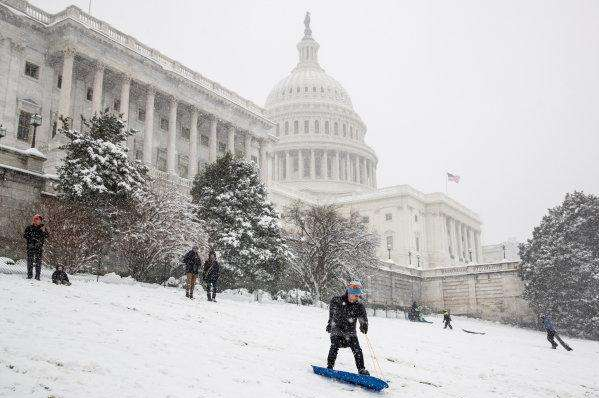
[296,12,322,71]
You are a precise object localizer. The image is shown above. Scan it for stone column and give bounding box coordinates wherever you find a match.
[58,47,76,121]
[259,140,267,181]
[244,133,251,161]
[298,149,304,179]
[475,232,483,263]
[324,150,329,179]
[228,125,235,154]
[456,222,464,262]
[120,75,133,156]
[142,86,155,166]
[166,96,178,175]
[209,116,218,162]
[273,151,279,180]
[310,149,316,179]
[449,218,458,263]
[189,108,199,177]
[345,153,351,182]
[357,157,362,184]
[285,150,292,180]
[335,151,341,180]
[2,40,23,137]
[91,62,105,114]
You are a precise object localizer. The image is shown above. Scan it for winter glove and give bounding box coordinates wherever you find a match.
[326,323,331,333]
[360,323,368,334]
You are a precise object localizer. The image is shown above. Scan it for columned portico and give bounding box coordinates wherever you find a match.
[189,108,199,177]
[166,96,178,175]
[142,86,155,166]
[91,62,104,114]
[58,47,75,121]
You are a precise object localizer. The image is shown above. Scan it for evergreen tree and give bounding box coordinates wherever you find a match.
[57,112,147,200]
[191,152,290,291]
[519,191,599,339]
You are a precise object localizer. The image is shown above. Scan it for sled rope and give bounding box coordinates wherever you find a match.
[364,334,384,378]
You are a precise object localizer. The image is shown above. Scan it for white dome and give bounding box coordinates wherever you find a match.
[265,65,354,110]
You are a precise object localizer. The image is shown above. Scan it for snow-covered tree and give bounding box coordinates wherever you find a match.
[57,113,147,200]
[283,202,379,303]
[113,181,207,283]
[519,191,599,339]
[191,152,290,292]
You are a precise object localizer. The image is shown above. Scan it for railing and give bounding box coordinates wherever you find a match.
[3,0,271,123]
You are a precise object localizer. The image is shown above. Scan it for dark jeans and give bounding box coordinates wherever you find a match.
[26,249,42,279]
[327,335,365,371]
[547,331,572,350]
[206,280,217,300]
[444,320,453,329]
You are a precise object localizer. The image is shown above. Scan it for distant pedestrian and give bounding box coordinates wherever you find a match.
[409,301,418,321]
[51,266,71,286]
[23,214,49,280]
[443,309,452,329]
[542,315,572,351]
[182,244,202,299]
[202,250,220,302]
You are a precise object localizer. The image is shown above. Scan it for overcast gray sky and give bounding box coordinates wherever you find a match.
[32,0,599,244]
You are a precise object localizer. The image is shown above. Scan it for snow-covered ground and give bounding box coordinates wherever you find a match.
[1,274,598,398]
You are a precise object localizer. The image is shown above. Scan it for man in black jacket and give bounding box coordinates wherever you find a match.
[202,250,220,302]
[23,214,49,280]
[182,245,202,299]
[443,309,452,329]
[326,281,370,375]
[52,266,71,286]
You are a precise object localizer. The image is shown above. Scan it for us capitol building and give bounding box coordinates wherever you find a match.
[0,1,533,323]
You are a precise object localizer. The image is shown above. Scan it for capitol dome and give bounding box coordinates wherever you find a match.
[265,13,378,197]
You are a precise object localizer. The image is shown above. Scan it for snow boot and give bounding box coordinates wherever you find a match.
[185,292,190,298]
[358,368,370,376]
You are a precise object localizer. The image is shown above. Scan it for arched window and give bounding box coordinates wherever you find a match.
[342,124,347,137]
[285,121,289,134]
[304,120,309,134]
[312,86,316,92]
[304,86,308,92]
[293,120,299,134]
[296,87,300,93]
[315,120,320,134]
[325,121,330,134]
[334,122,338,135]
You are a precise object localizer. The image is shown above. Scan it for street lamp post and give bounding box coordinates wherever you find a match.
[408,251,412,265]
[417,254,420,268]
[502,244,506,260]
[0,124,7,141]
[30,113,42,148]
[386,243,391,260]
[469,249,473,262]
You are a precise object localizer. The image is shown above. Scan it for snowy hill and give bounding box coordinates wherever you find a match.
[1,274,598,398]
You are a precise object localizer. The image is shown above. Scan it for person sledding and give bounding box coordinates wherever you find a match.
[325,281,370,376]
[443,309,452,329]
[51,266,71,286]
[542,314,573,351]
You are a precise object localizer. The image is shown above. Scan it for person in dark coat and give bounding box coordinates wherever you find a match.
[23,214,49,280]
[325,281,370,375]
[409,301,418,321]
[51,266,71,286]
[542,315,573,351]
[443,309,452,329]
[202,250,220,302]
[182,245,202,299]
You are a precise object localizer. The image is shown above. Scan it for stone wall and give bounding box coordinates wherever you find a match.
[0,144,54,257]
[364,261,536,326]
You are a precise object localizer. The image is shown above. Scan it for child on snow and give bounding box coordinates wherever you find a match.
[51,266,71,286]
[542,315,573,351]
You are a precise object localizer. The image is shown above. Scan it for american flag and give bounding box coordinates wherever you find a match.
[447,172,460,183]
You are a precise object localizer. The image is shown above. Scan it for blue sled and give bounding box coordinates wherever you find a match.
[312,365,389,392]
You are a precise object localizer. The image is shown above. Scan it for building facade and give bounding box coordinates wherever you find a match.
[0,0,275,193]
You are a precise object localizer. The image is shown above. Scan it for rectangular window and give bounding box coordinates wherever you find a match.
[385,213,393,221]
[17,111,32,141]
[386,236,393,250]
[52,121,57,138]
[178,155,189,178]
[414,214,418,222]
[304,120,309,134]
[138,107,146,122]
[86,88,93,101]
[342,124,347,137]
[160,117,168,131]
[251,155,258,163]
[325,121,330,134]
[293,120,299,134]
[334,122,338,135]
[201,135,209,147]
[362,216,369,224]
[57,74,62,89]
[156,148,167,171]
[113,98,121,111]
[24,62,40,79]
[218,143,226,152]
[135,148,143,161]
[315,120,320,134]
[181,127,190,139]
